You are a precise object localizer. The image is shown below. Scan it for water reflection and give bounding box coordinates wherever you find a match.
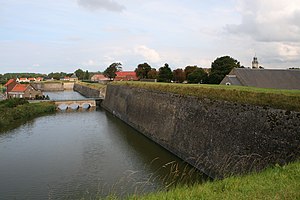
[0,108,206,199]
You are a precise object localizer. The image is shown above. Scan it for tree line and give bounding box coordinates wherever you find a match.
[104,55,242,84]
[0,55,242,85]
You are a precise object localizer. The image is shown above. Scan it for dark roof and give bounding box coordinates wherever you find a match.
[71,74,78,78]
[220,68,300,90]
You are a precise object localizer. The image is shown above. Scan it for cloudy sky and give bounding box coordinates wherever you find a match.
[0,0,300,73]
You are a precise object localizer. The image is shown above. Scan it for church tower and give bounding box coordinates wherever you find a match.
[252,56,259,69]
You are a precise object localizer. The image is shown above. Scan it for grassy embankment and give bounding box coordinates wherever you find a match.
[0,98,56,132]
[112,82,300,112]
[77,81,107,90]
[125,161,300,200]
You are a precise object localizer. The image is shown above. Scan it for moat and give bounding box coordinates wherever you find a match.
[0,91,204,199]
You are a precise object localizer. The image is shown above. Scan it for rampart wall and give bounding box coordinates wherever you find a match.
[102,84,300,178]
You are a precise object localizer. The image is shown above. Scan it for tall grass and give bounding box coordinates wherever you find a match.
[0,98,56,132]
[112,82,300,112]
[127,161,300,200]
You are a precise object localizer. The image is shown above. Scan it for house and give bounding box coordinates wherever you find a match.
[7,84,42,99]
[4,79,18,98]
[91,74,110,83]
[220,68,300,90]
[28,77,36,82]
[69,74,78,82]
[114,71,138,81]
[4,79,43,99]
[35,77,43,82]
[17,77,30,83]
[60,76,70,81]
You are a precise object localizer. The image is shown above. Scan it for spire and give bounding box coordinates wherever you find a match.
[252,55,259,69]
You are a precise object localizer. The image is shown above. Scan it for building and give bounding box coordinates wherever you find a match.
[69,74,78,82]
[91,74,110,84]
[114,71,138,81]
[220,68,300,90]
[17,77,30,83]
[252,56,259,69]
[4,79,18,98]
[4,79,43,99]
[7,84,42,99]
[60,76,70,81]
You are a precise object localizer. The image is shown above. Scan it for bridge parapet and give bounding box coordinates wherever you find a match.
[53,99,99,110]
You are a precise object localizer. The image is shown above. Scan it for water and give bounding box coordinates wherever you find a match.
[44,90,87,100]
[0,91,205,199]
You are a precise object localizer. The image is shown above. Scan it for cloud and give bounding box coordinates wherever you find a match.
[134,45,161,63]
[224,0,300,67]
[77,0,125,12]
[226,0,300,42]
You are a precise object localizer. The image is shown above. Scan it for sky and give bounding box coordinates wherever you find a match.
[0,0,300,73]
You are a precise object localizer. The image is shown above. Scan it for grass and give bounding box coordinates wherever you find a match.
[126,161,300,200]
[111,82,300,112]
[76,81,107,90]
[0,98,56,132]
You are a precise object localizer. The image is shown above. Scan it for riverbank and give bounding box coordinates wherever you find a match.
[127,161,300,200]
[0,98,56,132]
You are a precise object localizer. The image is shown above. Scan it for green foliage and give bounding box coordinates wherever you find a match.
[104,62,122,80]
[158,63,173,82]
[75,69,84,80]
[84,70,90,80]
[147,68,158,79]
[208,56,241,84]
[187,67,208,84]
[2,73,46,80]
[128,161,300,200]
[47,72,66,80]
[135,63,152,79]
[173,68,185,83]
[0,99,56,132]
[184,66,197,79]
[111,82,300,112]
[0,98,28,108]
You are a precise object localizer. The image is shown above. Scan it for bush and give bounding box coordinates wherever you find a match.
[0,100,56,132]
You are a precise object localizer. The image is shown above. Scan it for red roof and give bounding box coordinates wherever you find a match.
[19,78,28,81]
[4,79,15,87]
[28,78,36,81]
[11,84,29,92]
[115,71,138,81]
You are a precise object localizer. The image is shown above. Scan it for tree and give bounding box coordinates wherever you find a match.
[184,66,197,80]
[84,70,90,80]
[187,67,208,84]
[173,68,186,83]
[158,63,173,82]
[75,69,84,80]
[103,62,122,80]
[208,56,241,84]
[147,68,158,79]
[135,63,151,79]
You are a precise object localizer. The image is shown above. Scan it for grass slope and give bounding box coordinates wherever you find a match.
[77,81,107,90]
[127,161,300,200]
[112,82,300,112]
[0,98,56,132]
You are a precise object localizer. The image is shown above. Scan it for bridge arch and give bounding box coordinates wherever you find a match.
[68,103,80,110]
[53,99,101,110]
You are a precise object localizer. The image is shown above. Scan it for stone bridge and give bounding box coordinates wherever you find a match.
[53,98,103,110]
